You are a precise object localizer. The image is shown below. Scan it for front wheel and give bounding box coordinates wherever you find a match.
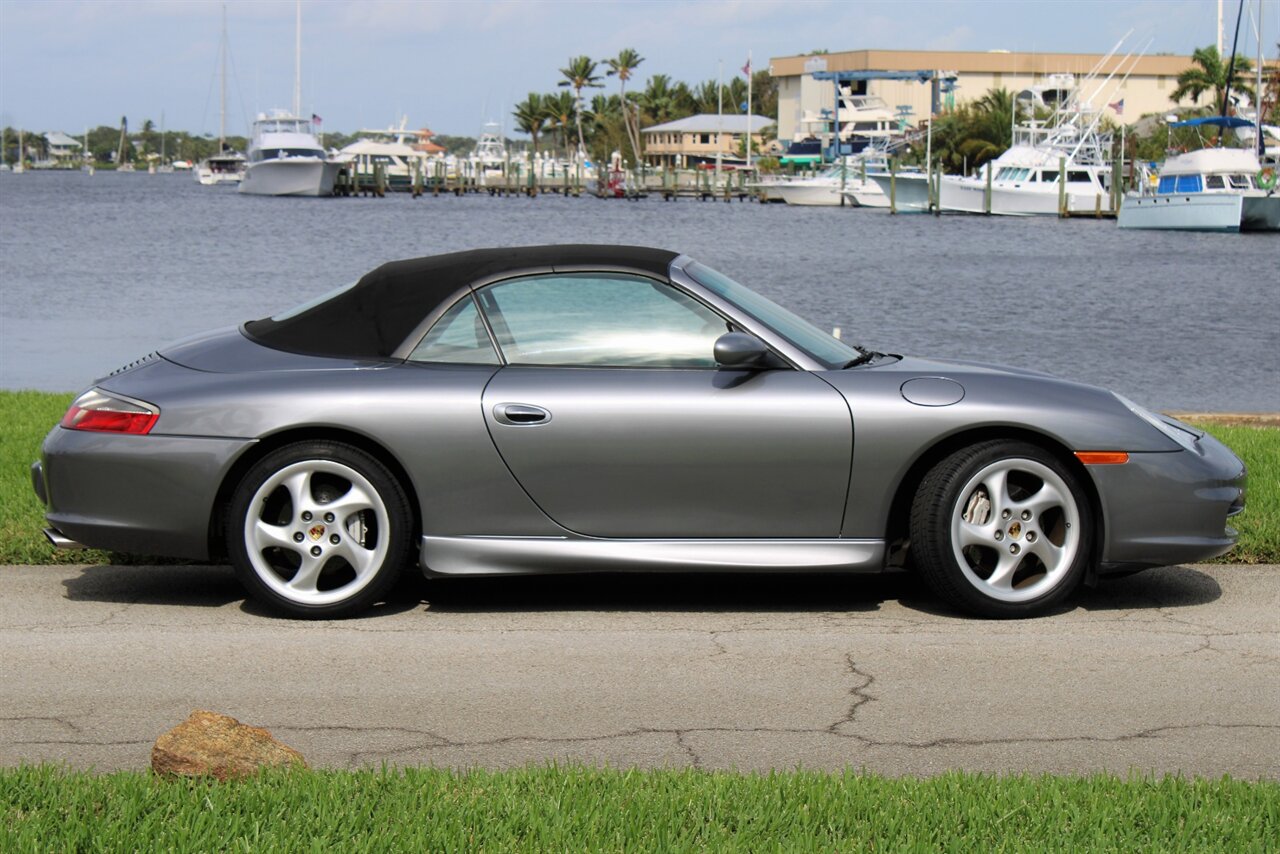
[227,441,414,618]
[909,441,1093,618]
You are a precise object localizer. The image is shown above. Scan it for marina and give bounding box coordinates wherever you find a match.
[1,168,1277,413]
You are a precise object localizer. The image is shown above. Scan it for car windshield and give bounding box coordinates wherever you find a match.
[684,261,863,369]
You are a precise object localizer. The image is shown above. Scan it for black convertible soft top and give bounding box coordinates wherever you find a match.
[245,245,680,359]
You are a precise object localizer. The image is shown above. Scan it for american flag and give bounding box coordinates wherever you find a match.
[311,113,323,125]
[1107,99,1124,116]
[742,58,751,77]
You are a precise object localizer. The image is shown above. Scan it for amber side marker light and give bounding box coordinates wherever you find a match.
[1075,451,1130,465]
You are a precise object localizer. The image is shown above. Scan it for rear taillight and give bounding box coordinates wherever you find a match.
[60,389,159,435]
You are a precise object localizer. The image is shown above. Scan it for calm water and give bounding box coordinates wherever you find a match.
[1,170,1277,411]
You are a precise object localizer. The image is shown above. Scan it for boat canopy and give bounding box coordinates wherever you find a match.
[1170,116,1255,129]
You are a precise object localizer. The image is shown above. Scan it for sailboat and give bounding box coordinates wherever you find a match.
[13,128,26,173]
[238,0,342,196]
[195,4,246,185]
[82,128,94,174]
[115,118,135,172]
[156,112,175,173]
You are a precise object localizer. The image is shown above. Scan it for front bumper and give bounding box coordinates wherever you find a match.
[1089,431,1246,572]
[35,427,253,560]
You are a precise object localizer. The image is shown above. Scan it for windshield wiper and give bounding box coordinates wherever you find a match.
[841,346,876,368]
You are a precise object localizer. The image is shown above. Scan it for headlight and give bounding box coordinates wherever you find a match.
[1113,393,1203,452]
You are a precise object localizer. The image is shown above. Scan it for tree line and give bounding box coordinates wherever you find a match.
[512,50,778,168]
[4,45,1271,171]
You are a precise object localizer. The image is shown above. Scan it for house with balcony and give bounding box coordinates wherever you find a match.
[43,131,83,167]
[641,115,774,168]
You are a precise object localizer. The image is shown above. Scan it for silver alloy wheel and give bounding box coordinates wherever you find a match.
[243,459,391,607]
[949,458,1081,603]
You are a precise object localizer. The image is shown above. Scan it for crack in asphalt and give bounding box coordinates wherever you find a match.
[254,648,1275,768]
[826,654,876,736]
[0,715,83,734]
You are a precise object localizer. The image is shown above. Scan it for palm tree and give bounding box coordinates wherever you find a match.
[1171,45,1254,111]
[725,78,748,115]
[693,80,722,115]
[543,91,577,156]
[558,55,604,154]
[605,48,644,163]
[638,74,677,124]
[513,93,547,158]
[929,88,1015,174]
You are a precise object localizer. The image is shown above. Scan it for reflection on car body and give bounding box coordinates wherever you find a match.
[32,245,1246,619]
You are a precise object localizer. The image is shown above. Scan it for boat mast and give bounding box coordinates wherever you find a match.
[293,0,301,118]
[715,59,723,184]
[219,2,227,149]
[1219,0,1245,125]
[1218,0,1224,55]
[1257,0,1264,156]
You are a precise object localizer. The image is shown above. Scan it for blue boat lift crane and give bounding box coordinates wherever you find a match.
[809,68,958,160]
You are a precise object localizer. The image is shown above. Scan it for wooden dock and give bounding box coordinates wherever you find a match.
[332,162,764,203]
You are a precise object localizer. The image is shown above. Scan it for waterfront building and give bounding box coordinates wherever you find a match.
[43,131,83,167]
[641,114,774,168]
[769,49,1272,143]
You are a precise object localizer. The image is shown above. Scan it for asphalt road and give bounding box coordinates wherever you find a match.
[2,563,1277,778]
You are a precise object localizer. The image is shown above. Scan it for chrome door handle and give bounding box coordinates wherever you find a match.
[493,403,552,425]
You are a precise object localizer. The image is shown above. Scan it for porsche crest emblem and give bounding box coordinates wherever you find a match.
[308,524,326,541]
[1007,521,1022,540]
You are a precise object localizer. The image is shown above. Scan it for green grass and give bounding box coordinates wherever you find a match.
[0,391,96,565]
[2,766,1277,851]
[2,391,1277,565]
[1188,422,1280,564]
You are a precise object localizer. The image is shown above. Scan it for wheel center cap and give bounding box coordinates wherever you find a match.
[1007,521,1022,540]
[308,524,326,541]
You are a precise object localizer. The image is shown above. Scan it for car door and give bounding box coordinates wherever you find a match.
[474,272,852,539]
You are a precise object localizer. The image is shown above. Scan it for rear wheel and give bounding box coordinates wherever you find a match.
[909,441,1091,618]
[227,441,414,618]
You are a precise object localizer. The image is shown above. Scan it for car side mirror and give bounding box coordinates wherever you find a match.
[714,332,775,369]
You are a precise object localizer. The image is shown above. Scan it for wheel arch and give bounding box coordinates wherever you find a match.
[207,426,423,560]
[884,426,1105,578]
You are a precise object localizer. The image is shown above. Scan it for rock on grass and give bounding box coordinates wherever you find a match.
[151,710,306,780]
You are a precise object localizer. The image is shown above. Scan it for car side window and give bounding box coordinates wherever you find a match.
[476,273,729,368]
[407,295,500,365]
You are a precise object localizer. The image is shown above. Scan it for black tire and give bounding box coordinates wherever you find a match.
[909,440,1092,618]
[227,440,414,619]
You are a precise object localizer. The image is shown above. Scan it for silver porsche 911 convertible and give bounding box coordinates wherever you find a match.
[31,245,1246,618]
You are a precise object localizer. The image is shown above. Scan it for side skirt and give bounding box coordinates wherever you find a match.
[420,536,886,577]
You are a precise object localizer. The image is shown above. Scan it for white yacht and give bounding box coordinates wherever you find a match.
[932,120,1113,216]
[195,4,246,186]
[471,121,507,174]
[239,0,343,197]
[1118,145,1279,232]
[239,110,343,196]
[865,171,932,212]
[790,93,904,153]
[769,159,888,207]
[338,120,436,188]
[196,148,247,185]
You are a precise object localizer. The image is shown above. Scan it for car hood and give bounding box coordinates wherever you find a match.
[824,354,1181,453]
[874,354,1058,380]
[159,325,391,374]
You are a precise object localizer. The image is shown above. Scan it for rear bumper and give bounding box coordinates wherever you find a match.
[1090,432,1247,572]
[35,427,253,560]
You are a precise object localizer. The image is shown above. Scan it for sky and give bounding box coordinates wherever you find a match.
[0,0,1275,138]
